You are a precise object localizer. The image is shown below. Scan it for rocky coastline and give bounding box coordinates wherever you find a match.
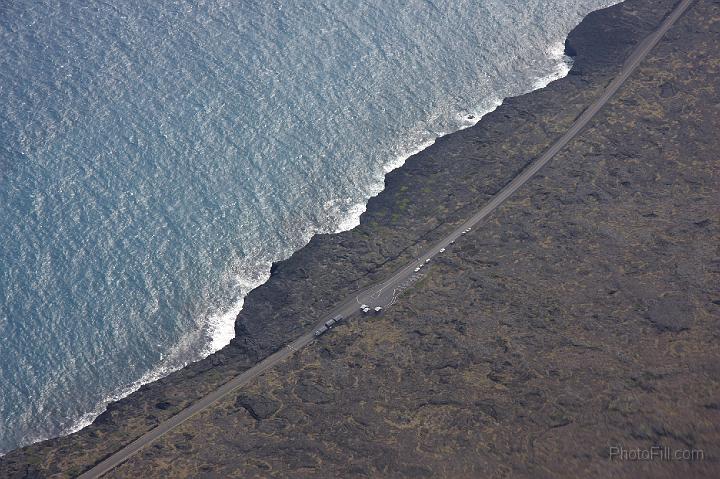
[2,0,719,476]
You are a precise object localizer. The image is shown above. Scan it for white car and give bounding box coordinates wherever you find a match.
[425,258,430,263]
[414,267,420,272]
[374,306,382,313]
[439,248,445,253]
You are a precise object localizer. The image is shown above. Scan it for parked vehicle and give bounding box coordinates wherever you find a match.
[374,306,382,313]
[325,319,336,328]
[439,248,445,253]
[314,325,328,336]
[414,267,420,272]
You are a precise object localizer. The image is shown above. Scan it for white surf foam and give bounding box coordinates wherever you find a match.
[56,267,271,442]
[334,202,368,233]
[201,270,271,356]
[532,41,574,90]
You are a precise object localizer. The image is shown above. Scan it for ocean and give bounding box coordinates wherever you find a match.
[0,0,618,453]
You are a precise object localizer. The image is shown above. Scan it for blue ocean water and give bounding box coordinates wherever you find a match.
[0,0,618,453]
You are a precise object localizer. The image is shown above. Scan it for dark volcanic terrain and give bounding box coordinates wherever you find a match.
[2,0,719,477]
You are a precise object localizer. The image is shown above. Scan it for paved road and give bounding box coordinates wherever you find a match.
[78,1,693,477]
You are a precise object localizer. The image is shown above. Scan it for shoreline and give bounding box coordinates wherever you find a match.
[0,0,688,473]
[34,18,591,455]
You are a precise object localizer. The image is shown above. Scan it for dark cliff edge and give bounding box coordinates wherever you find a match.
[4,0,719,477]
